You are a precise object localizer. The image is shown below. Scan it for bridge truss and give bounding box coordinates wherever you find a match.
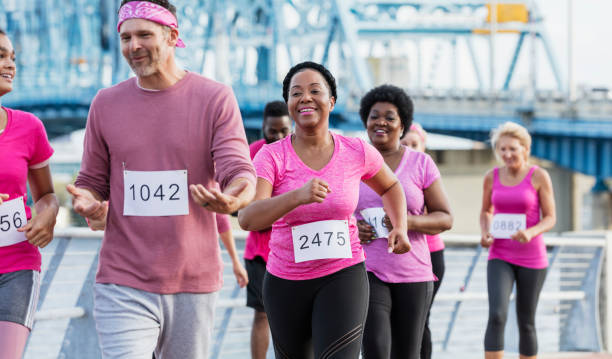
[0,0,610,181]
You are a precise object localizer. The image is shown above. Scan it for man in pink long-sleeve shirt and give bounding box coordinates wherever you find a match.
[66,1,255,357]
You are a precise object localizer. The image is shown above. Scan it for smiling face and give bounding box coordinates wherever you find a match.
[0,34,16,97]
[287,69,335,132]
[366,102,403,150]
[496,135,528,170]
[119,18,174,78]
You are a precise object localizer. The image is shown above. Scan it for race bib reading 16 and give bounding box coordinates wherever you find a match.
[360,207,389,239]
[0,197,28,247]
[490,213,526,239]
[291,220,351,263]
[123,170,189,216]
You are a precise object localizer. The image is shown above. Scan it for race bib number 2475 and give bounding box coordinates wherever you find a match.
[291,220,352,263]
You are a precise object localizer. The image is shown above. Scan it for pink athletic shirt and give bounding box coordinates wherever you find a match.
[254,132,384,280]
[0,108,54,274]
[427,234,444,253]
[216,214,231,234]
[75,72,256,294]
[244,139,271,262]
[488,166,548,269]
[355,147,439,283]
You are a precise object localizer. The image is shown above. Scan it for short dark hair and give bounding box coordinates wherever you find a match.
[359,84,414,138]
[0,29,5,36]
[282,61,337,103]
[120,0,178,21]
[263,101,289,120]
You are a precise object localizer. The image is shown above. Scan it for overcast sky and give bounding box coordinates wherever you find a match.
[539,0,611,89]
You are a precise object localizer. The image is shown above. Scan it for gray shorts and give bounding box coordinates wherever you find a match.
[0,270,41,329]
[93,283,218,359]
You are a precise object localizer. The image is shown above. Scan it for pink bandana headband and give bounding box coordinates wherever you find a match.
[118,1,186,48]
[409,123,426,143]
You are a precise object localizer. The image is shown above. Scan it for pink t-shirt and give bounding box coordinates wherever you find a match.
[216,214,231,234]
[254,132,384,280]
[427,234,444,253]
[0,108,54,274]
[75,72,256,294]
[355,148,439,283]
[244,139,271,262]
[488,166,548,269]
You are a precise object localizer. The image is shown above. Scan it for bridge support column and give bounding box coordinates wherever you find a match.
[583,180,612,230]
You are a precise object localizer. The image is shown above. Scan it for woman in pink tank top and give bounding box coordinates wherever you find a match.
[480,122,556,359]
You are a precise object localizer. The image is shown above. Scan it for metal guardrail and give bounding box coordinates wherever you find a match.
[27,229,612,357]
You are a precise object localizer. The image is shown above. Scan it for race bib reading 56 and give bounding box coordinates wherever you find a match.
[0,197,28,247]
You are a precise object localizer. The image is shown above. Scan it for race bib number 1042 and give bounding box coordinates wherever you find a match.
[123,170,189,216]
[291,220,352,263]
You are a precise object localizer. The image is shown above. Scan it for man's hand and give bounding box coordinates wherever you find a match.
[0,193,9,205]
[66,184,106,221]
[190,180,251,214]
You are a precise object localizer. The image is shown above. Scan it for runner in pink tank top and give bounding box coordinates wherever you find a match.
[488,166,548,268]
[480,122,556,359]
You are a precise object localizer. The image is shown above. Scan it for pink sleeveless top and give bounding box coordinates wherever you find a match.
[488,166,548,269]
[427,234,444,253]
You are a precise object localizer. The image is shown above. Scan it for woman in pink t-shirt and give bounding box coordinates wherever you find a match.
[0,30,59,359]
[355,85,452,359]
[480,122,556,359]
[239,62,410,359]
[401,122,447,359]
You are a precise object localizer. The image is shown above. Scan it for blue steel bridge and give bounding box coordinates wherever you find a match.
[1,0,611,185]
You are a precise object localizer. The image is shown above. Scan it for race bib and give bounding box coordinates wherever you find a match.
[291,220,351,263]
[123,170,189,216]
[490,213,526,239]
[0,197,28,247]
[360,207,389,239]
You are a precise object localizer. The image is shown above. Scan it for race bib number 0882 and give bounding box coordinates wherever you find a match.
[490,213,526,239]
[123,170,189,216]
[291,220,352,263]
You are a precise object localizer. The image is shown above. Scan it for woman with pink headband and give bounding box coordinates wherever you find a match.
[356,85,452,359]
[0,29,59,359]
[401,122,446,359]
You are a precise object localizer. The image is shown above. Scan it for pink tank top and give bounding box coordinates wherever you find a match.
[488,166,548,269]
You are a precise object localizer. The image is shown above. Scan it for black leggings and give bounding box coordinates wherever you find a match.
[420,249,445,359]
[484,259,547,356]
[263,262,369,359]
[362,272,434,359]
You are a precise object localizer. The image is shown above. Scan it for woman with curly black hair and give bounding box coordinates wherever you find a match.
[355,84,452,359]
[240,63,411,358]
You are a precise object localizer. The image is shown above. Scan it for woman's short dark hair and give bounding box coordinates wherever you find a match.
[120,0,177,20]
[359,84,414,138]
[282,61,337,103]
